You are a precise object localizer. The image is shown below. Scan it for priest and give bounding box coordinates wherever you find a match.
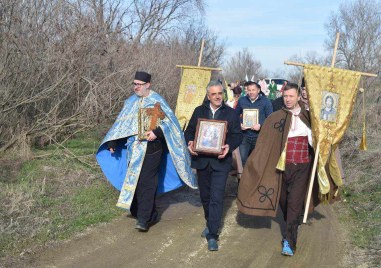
[96,71,197,232]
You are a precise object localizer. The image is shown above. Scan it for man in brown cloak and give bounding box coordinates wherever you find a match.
[237,83,312,256]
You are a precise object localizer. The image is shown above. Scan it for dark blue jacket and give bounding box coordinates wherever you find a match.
[184,101,242,171]
[236,95,273,137]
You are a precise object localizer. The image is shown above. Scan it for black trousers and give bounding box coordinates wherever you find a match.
[197,164,229,240]
[279,162,311,251]
[130,148,162,224]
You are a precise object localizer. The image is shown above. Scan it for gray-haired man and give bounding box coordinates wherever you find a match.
[184,80,242,251]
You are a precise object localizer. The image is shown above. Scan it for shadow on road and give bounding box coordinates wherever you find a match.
[155,185,202,220]
[154,175,239,234]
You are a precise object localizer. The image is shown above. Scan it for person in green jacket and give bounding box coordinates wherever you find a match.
[268,80,278,100]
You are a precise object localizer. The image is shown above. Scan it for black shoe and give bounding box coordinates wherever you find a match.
[135,221,148,232]
[207,238,218,251]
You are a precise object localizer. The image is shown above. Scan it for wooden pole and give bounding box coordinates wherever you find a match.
[303,33,339,224]
[331,32,340,68]
[303,142,320,223]
[175,65,222,71]
[197,39,205,67]
[303,33,340,223]
[283,61,378,77]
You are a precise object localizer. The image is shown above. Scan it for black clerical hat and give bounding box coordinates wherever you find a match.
[134,71,151,83]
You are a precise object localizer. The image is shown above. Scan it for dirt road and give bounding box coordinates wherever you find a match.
[27,177,345,268]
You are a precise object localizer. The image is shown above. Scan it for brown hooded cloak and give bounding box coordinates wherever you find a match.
[237,106,311,217]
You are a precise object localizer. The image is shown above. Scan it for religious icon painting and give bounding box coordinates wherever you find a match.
[320,91,339,122]
[194,119,227,155]
[183,84,197,104]
[138,103,165,140]
[243,109,259,129]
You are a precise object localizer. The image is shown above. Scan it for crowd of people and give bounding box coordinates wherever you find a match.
[96,71,342,256]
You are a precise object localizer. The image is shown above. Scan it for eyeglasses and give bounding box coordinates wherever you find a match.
[132,82,146,87]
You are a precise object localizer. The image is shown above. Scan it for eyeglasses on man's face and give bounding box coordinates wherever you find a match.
[132,82,146,87]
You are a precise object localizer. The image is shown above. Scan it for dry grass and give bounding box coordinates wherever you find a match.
[337,82,381,267]
[0,128,123,266]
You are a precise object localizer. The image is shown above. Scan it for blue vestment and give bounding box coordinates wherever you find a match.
[96,90,197,210]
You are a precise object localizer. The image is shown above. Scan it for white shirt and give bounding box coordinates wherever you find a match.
[210,103,222,119]
[250,96,259,103]
[287,108,313,146]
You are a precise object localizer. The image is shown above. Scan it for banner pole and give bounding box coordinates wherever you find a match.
[198,39,205,67]
[303,32,336,223]
[283,61,377,77]
[331,32,340,68]
[303,142,320,223]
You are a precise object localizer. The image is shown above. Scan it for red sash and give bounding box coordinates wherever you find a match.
[286,136,310,164]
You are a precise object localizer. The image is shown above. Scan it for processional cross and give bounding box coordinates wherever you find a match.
[146,103,165,131]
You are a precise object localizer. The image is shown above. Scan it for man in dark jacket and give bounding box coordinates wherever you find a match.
[184,80,242,251]
[236,81,273,167]
[272,95,284,112]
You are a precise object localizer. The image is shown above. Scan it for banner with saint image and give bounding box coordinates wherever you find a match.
[175,67,212,129]
[304,64,361,194]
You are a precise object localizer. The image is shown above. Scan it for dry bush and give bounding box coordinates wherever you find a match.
[0,0,224,152]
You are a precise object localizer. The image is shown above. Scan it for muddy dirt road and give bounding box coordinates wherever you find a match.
[27,177,345,268]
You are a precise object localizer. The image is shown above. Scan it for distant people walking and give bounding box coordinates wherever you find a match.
[259,78,269,96]
[225,85,244,180]
[280,80,288,93]
[226,85,242,109]
[268,80,278,100]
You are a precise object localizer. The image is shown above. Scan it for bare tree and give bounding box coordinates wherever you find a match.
[285,52,330,83]
[181,21,225,67]
[223,48,264,82]
[121,0,205,43]
[325,0,381,74]
[0,0,221,152]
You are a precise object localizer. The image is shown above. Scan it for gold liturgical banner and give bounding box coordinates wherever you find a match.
[304,64,362,194]
[224,79,234,102]
[175,67,212,128]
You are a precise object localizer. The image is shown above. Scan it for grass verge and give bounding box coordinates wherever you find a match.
[337,102,381,267]
[0,128,123,265]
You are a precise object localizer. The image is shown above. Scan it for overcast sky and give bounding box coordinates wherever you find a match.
[205,0,344,75]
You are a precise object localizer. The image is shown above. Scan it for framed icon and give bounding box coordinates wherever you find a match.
[243,109,259,128]
[194,119,227,155]
[138,103,165,140]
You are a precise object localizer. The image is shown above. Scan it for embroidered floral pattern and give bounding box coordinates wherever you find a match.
[274,118,286,132]
[257,185,275,209]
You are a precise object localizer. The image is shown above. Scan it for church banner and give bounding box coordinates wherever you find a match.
[175,67,212,129]
[304,64,362,194]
